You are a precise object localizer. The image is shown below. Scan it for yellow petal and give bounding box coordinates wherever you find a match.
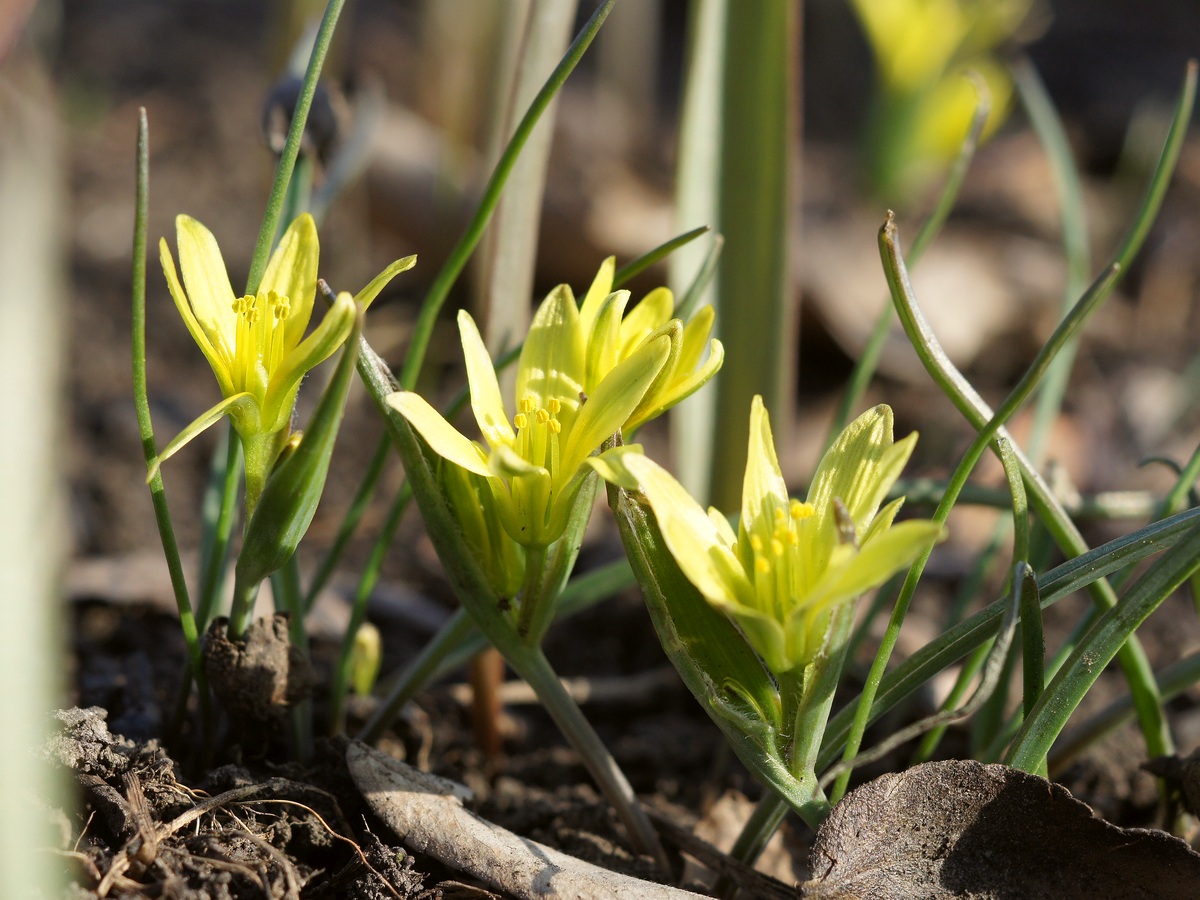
[577,256,616,336]
[559,334,668,483]
[160,238,233,397]
[266,292,356,432]
[387,391,492,477]
[740,395,789,545]
[148,391,258,482]
[261,213,319,349]
[624,453,756,615]
[518,285,586,429]
[458,310,515,450]
[619,287,674,356]
[175,215,237,359]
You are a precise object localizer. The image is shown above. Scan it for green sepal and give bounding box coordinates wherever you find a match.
[609,480,820,811]
[235,300,363,587]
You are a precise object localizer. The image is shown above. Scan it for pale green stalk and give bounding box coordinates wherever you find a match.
[131,110,205,693]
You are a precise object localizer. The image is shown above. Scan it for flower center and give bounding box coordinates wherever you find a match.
[231,289,291,394]
[749,498,816,620]
[512,394,562,476]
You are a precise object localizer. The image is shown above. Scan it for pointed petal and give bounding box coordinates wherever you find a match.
[354,255,417,310]
[625,453,756,613]
[619,287,674,355]
[677,305,716,373]
[808,519,946,614]
[627,337,723,433]
[147,392,258,482]
[262,213,320,347]
[708,507,739,550]
[160,238,234,396]
[387,391,492,477]
[862,496,905,544]
[808,405,894,523]
[518,285,585,423]
[583,290,629,392]
[458,310,515,449]
[559,334,669,481]
[265,292,355,431]
[741,395,789,541]
[584,444,644,489]
[577,256,616,335]
[175,216,237,358]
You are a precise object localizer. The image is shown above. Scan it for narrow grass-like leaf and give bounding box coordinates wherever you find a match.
[1007,523,1200,771]
[245,0,346,295]
[476,0,576,361]
[612,225,710,289]
[1013,58,1091,467]
[816,506,1200,771]
[1050,650,1200,774]
[399,0,616,392]
[196,426,240,632]
[131,110,204,687]
[878,200,1179,763]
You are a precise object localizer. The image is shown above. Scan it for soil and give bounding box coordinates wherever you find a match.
[34,1,1200,897]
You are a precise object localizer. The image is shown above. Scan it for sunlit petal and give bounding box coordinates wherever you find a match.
[458,310,515,449]
[387,391,492,477]
[175,215,237,358]
[261,212,319,345]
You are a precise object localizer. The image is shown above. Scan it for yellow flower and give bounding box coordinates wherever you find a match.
[577,257,723,434]
[153,213,414,507]
[388,283,670,548]
[619,398,945,675]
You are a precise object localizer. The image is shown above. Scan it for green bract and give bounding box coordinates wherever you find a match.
[577,257,724,434]
[620,397,945,675]
[388,282,670,548]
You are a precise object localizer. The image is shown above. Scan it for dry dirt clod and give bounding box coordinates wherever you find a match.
[806,759,1200,899]
[204,614,315,744]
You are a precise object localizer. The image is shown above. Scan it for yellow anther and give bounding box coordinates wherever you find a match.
[750,534,764,553]
[547,397,561,414]
[791,500,815,521]
[519,397,535,414]
[547,418,561,435]
[771,537,785,556]
[774,507,787,524]
[755,557,771,574]
[535,408,550,425]
[514,413,528,429]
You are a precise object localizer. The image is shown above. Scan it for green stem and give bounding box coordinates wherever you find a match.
[197,426,241,632]
[515,544,550,641]
[130,109,206,702]
[227,574,260,642]
[508,645,671,875]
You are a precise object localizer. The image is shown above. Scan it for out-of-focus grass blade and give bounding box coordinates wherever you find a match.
[707,2,798,511]
[670,0,726,501]
[399,0,615,392]
[476,0,576,363]
[612,224,710,289]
